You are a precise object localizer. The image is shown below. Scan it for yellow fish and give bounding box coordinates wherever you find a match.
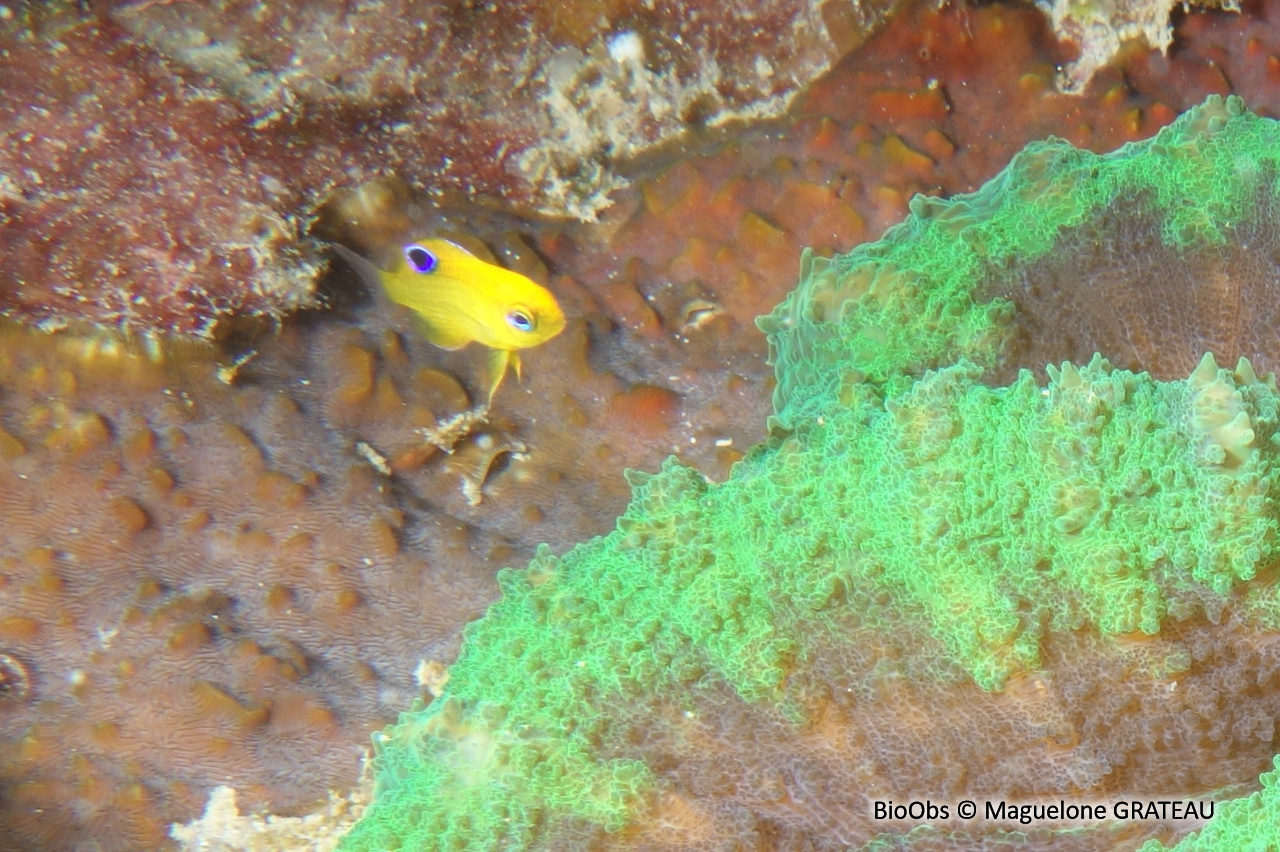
[335,238,566,403]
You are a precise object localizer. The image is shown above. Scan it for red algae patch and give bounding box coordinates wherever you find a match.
[104,0,907,219]
[0,15,322,337]
[0,0,907,338]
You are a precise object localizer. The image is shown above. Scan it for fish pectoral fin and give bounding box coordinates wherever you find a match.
[417,317,473,351]
[487,348,513,403]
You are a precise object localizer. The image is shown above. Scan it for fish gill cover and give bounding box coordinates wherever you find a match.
[336,95,1280,851]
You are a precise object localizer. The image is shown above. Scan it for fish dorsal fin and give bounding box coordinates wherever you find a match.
[426,239,479,261]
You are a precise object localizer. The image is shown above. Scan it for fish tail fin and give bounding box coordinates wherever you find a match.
[327,242,384,292]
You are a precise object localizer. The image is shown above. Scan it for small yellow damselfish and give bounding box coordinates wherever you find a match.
[336,238,566,403]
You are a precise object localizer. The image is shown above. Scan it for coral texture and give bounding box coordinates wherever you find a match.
[0,327,493,848]
[1140,755,1280,851]
[1040,0,1241,92]
[104,0,898,220]
[336,96,1280,851]
[7,0,1280,848]
[760,93,1280,427]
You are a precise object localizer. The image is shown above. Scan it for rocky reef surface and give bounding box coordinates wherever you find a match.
[0,0,900,337]
[5,0,1280,850]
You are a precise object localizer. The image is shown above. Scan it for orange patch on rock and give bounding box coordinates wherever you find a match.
[0,615,40,641]
[670,237,721,285]
[642,160,703,216]
[735,211,788,268]
[0,425,24,458]
[597,280,664,339]
[867,87,949,122]
[107,496,150,534]
[774,182,866,251]
[919,127,955,162]
[880,135,934,177]
[706,175,750,235]
[334,343,377,408]
[606,385,682,435]
[166,621,212,653]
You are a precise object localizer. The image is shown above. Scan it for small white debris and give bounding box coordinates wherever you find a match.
[607,31,645,64]
[217,350,258,385]
[355,441,392,476]
[414,660,450,697]
[258,175,286,196]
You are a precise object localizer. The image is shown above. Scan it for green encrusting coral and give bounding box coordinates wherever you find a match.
[337,95,1280,851]
[759,93,1280,429]
[1139,755,1280,852]
[339,351,1280,851]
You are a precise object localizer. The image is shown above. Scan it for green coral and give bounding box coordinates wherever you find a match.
[340,354,1280,851]
[337,95,1280,851]
[1138,756,1280,852]
[759,94,1280,428]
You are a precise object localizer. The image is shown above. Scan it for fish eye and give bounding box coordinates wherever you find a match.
[507,309,534,333]
[404,244,438,274]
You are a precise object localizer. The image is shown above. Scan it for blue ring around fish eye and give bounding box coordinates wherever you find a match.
[507,310,533,332]
[404,244,438,274]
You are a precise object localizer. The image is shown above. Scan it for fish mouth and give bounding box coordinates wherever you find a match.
[543,313,568,340]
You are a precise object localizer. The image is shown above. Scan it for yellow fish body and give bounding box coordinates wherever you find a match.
[370,238,566,402]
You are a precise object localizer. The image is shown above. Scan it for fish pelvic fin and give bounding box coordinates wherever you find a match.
[487,348,514,403]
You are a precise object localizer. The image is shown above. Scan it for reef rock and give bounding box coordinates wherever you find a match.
[0,13,323,337]
[1040,0,1248,93]
[0,0,904,337]
[104,0,904,220]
